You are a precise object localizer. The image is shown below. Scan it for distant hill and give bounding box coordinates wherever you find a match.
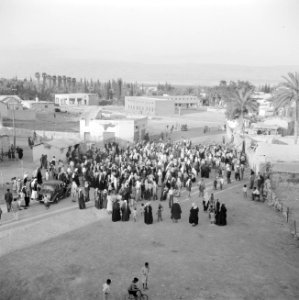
[1,56,298,86]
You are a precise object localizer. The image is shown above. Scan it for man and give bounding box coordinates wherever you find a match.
[128,277,141,299]
[141,262,150,290]
[102,278,111,300]
[252,187,260,201]
[5,189,13,212]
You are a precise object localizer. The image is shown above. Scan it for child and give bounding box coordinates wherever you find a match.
[157,204,163,222]
[243,184,248,198]
[102,278,112,300]
[132,206,137,222]
[44,194,50,209]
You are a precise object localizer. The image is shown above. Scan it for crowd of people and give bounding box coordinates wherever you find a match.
[2,136,270,228]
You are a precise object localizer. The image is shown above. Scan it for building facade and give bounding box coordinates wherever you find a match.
[55,93,99,106]
[165,95,200,109]
[125,96,175,116]
[80,116,147,143]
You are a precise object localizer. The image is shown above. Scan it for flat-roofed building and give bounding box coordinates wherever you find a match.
[164,95,200,109]
[80,116,147,143]
[55,93,99,106]
[125,96,175,116]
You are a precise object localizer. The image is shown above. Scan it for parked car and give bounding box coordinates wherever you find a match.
[39,180,70,203]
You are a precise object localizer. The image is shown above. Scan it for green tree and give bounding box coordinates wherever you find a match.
[272,72,299,144]
[225,85,258,134]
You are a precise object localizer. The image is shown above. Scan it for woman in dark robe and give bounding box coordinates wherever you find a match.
[215,200,220,225]
[112,200,121,222]
[189,203,199,226]
[219,204,227,226]
[94,188,100,209]
[121,200,131,221]
[144,202,153,224]
[78,189,86,209]
[171,199,182,223]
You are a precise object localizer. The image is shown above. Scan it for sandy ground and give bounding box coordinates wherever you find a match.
[0,170,299,300]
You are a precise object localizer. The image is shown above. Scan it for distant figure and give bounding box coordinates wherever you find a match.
[189,203,199,226]
[171,199,182,223]
[5,189,13,212]
[144,202,153,225]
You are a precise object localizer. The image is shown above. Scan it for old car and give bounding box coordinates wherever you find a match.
[39,180,70,203]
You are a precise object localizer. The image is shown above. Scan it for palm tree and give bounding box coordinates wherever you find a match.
[35,72,40,89]
[226,86,258,134]
[42,72,47,89]
[272,72,299,144]
[52,75,57,90]
[57,76,62,91]
[62,76,67,92]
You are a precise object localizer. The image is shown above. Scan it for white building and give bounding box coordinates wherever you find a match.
[55,93,99,106]
[80,116,148,143]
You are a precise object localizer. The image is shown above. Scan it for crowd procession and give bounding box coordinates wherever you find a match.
[1,136,271,228]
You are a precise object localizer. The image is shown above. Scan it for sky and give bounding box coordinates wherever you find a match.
[0,0,298,80]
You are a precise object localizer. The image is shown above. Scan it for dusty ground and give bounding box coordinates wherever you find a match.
[0,172,299,300]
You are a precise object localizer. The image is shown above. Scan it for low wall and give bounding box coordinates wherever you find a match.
[0,127,80,141]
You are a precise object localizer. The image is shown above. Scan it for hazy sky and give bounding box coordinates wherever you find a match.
[0,0,298,78]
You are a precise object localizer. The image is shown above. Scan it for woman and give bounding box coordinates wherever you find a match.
[171,199,182,223]
[121,200,131,221]
[219,204,227,226]
[144,202,153,225]
[112,200,121,222]
[189,203,199,226]
[78,188,86,209]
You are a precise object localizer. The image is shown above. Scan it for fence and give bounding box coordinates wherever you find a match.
[264,186,298,239]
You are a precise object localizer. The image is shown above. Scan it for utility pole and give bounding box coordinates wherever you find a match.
[12,103,16,150]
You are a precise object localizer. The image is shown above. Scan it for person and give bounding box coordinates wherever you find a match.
[198,179,205,197]
[121,200,131,221]
[30,178,38,201]
[0,206,2,225]
[157,203,163,222]
[168,186,174,209]
[219,204,227,226]
[5,189,13,212]
[141,262,150,290]
[209,205,216,224]
[189,202,199,226]
[94,188,100,209]
[44,194,51,209]
[171,199,182,223]
[132,206,137,222]
[102,278,112,300]
[106,191,113,214]
[78,188,86,209]
[243,184,248,199]
[144,202,153,225]
[112,200,121,222]
[213,177,218,190]
[11,198,19,220]
[128,277,141,299]
[252,187,260,201]
[219,175,224,190]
